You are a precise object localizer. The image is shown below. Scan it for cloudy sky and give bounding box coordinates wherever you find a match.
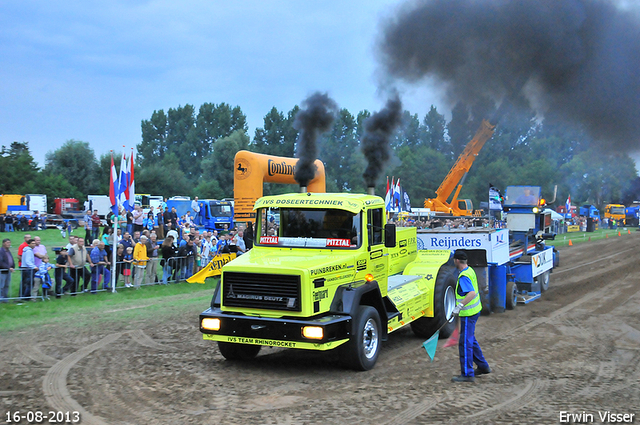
[0,0,446,167]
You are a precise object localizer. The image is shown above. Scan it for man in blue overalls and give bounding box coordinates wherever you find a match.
[451,250,491,383]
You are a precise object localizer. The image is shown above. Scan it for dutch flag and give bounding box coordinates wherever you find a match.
[109,154,118,214]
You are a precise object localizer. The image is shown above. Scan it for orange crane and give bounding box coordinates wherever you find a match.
[424,119,495,216]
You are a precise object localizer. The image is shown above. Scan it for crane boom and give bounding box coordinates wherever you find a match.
[424,119,495,215]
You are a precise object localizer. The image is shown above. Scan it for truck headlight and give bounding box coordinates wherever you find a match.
[302,326,324,340]
[202,318,221,331]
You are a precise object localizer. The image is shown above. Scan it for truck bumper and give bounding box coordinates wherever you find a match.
[199,308,351,351]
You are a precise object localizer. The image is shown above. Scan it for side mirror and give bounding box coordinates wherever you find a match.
[384,223,396,248]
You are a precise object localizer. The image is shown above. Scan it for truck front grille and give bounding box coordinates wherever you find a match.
[222,272,302,312]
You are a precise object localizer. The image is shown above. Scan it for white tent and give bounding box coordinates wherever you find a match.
[544,208,564,221]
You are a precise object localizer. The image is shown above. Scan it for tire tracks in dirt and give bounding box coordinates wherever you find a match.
[41,329,178,425]
[43,332,123,425]
[15,343,59,367]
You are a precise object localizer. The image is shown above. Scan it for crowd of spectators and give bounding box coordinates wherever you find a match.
[0,200,256,303]
[0,211,47,232]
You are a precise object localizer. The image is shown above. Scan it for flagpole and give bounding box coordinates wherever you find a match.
[111,150,118,293]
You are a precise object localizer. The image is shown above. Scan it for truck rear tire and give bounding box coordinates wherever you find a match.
[410,265,457,339]
[218,342,261,361]
[342,306,381,371]
[506,281,517,310]
[537,271,550,292]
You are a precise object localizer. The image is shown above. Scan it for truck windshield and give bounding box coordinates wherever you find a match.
[504,186,540,206]
[257,207,361,249]
[210,203,233,217]
[610,206,625,215]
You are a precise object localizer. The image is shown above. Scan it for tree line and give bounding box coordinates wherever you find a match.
[2,98,639,214]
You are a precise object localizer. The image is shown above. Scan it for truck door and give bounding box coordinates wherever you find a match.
[367,208,388,288]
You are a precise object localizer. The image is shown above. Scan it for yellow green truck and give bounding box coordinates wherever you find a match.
[199,192,458,370]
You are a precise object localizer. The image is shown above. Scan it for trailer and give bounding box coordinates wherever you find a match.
[84,195,112,218]
[418,185,557,310]
[0,194,47,215]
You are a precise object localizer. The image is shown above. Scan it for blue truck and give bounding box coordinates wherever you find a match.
[165,197,233,231]
[624,203,640,227]
[579,204,600,231]
[579,204,600,221]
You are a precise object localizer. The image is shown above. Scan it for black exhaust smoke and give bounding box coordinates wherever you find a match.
[293,92,338,188]
[378,0,640,150]
[361,94,403,189]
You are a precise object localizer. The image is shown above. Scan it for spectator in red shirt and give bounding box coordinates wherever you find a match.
[17,233,32,267]
[91,210,101,241]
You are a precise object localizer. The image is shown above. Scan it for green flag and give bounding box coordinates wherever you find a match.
[422,330,439,362]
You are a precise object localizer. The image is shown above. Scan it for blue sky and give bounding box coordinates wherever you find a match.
[3,1,638,170]
[0,0,446,167]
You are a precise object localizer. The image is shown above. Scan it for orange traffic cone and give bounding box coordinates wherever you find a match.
[628,229,631,235]
[588,236,591,241]
[606,233,609,238]
[568,240,573,246]
[618,231,622,236]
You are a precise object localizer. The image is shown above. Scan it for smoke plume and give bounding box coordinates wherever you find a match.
[378,0,640,149]
[361,94,403,188]
[293,92,338,187]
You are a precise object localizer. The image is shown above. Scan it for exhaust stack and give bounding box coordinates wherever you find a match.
[367,187,376,196]
[300,186,308,193]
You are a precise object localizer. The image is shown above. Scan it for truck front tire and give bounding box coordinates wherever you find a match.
[218,342,261,361]
[342,306,381,371]
[410,266,457,339]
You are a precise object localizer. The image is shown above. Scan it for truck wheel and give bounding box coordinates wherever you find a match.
[537,271,550,292]
[553,247,560,267]
[410,265,457,339]
[218,342,261,361]
[342,306,381,371]
[506,281,517,310]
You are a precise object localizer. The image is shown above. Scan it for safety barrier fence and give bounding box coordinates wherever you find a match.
[0,255,204,303]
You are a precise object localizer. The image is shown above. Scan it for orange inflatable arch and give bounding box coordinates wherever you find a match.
[233,150,326,222]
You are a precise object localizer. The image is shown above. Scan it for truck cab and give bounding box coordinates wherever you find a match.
[604,204,625,224]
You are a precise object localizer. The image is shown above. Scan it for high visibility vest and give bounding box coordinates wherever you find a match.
[456,267,482,316]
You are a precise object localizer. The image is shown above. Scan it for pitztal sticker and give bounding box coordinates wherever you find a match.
[260,236,279,245]
[327,238,350,247]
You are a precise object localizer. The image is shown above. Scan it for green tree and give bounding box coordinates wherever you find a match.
[252,107,298,157]
[197,130,250,199]
[423,105,448,153]
[447,102,470,161]
[392,145,450,206]
[560,149,638,208]
[138,109,168,167]
[0,142,40,194]
[44,140,100,198]
[319,109,361,192]
[135,153,192,198]
[393,111,422,149]
[23,173,81,213]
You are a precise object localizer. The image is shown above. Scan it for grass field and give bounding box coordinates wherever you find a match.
[548,226,639,247]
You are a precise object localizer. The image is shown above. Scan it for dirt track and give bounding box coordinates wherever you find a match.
[2,234,639,424]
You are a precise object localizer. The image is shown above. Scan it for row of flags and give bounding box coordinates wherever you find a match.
[384,177,411,212]
[109,151,136,215]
